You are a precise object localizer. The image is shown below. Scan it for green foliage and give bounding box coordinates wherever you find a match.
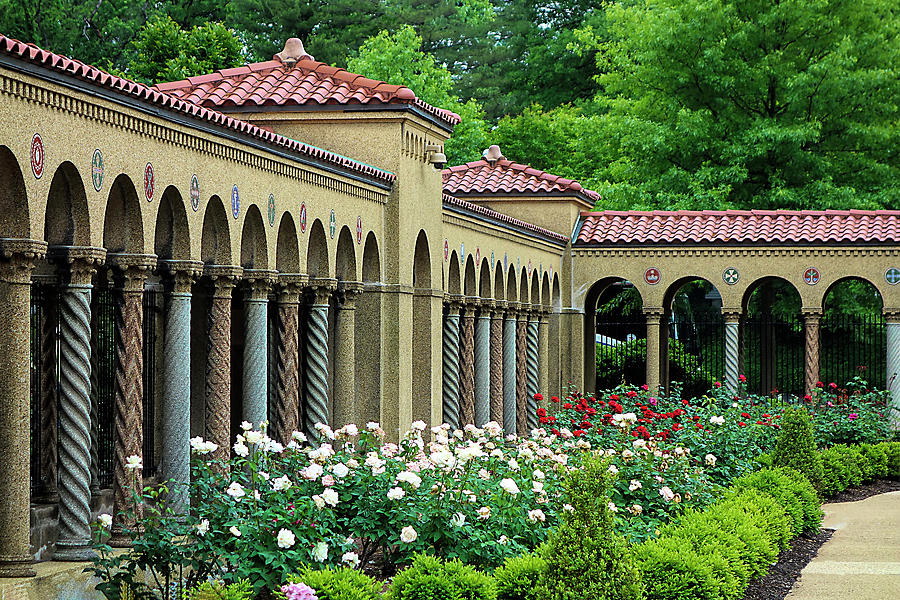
[731,468,821,535]
[288,567,381,600]
[772,408,824,493]
[346,25,488,165]
[185,580,253,600]
[123,16,244,84]
[386,553,497,600]
[810,379,895,446]
[494,554,547,600]
[535,455,643,600]
[596,338,713,395]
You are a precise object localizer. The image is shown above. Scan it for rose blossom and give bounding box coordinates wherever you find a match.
[400,526,418,543]
[311,541,328,562]
[499,478,520,495]
[387,487,405,500]
[342,551,360,567]
[280,582,318,600]
[277,528,296,549]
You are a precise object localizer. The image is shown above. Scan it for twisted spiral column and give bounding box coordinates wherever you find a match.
[803,309,822,394]
[38,286,58,501]
[88,291,100,497]
[538,311,549,401]
[51,246,104,562]
[273,276,303,445]
[885,310,900,429]
[243,271,276,429]
[459,301,477,427]
[516,311,527,436]
[474,304,492,427]
[442,300,462,430]
[159,260,201,516]
[334,282,362,430]
[304,280,335,439]
[526,312,539,431]
[205,266,241,466]
[502,308,517,436]
[490,307,504,424]
[0,239,45,577]
[723,310,741,394]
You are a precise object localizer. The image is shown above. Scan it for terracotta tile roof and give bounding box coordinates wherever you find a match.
[443,194,568,243]
[442,153,599,207]
[155,59,460,127]
[0,34,395,185]
[575,210,900,245]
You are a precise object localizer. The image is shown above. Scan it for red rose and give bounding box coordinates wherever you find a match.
[551,396,560,403]
[534,393,543,402]
[563,403,573,409]
[536,408,547,418]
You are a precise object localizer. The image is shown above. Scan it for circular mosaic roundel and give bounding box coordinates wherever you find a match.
[267,194,276,227]
[803,267,820,286]
[91,149,104,192]
[144,163,155,202]
[31,133,44,179]
[231,185,240,218]
[644,267,661,285]
[886,268,900,285]
[190,175,200,211]
[444,239,449,262]
[299,203,307,233]
[356,216,363,244]
[722,267,740,285]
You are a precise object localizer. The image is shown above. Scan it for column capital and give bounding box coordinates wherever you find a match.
[243,269,278,300]
[478,299,496,314]
[336,281,364,307]
[49,245,106,285]
[0,238,46,284]
[306,277,337,305]
[505,301,521,316]
[159,259,203,294]
[491,299,507,315]
[204,264,243,297]
[643,306,665,324]
[464,295,481,311]
[445,294,465,315]
[884,308,900,324]
[276,273,308,303]
[721,307,742,323]
[801,307,823,321]
[108,253,157,292]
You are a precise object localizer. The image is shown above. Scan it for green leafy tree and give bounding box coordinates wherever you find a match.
[587,0,900,210]
[347,25,489,165]
[124,16,244,84]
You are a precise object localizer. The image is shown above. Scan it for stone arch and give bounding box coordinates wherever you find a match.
[412,230,431,288]
[0,145,29,238]
[155,185,190,260]
[362,232,381,282]
[820,277,886,388]
[240,204,268,269]
[519,269,529,306]
[494,262,505,300]
[412,230,432,423]
[507,267,518,303]
[478,258,491,299]
[335,225,357,281]
[822,276,884,312]
[464,255,476,296]
[531,272,540,306]
[357,231,382,424]
[584,277,646,393]
[275,212,300,272]
[552,273,561,311]
[741,276,803,314]
[200,195,232,265]
[541,273,551,308]
[447,251,461,295]
[306,219,329,277]
[44,161,90,246]
[103,174,144,253]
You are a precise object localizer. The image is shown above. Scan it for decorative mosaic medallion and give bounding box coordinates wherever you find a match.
[504,253,508,272]
[461,242,465,258]
[803,267,820,286]
[356,216,363,244]
[491,251,495,266]
[444,239,449,262]
[329,210,336,239]
[231,185,239,218]
[30,133,44,179]
[299,202,307,233]
[722,267,740,285]
[90,149,104,191]
[886,268,900,285]
[528,259,533,275]
[475,247,480,265]
[268,194,276,227]
[144,163,155,202]
[644,267,661,285]
[190,175,200,211]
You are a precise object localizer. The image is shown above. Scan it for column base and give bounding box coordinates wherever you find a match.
[107,534,133,548]
[0,557,36,578]
[53,543,96,562]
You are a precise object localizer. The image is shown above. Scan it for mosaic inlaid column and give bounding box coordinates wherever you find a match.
[159,260,202,516]
[489,304,504,423]
[474,301,492,427]
[205,265,242,466]
[304,279,336,437]
[803,308,822,394]
[538,309,549,399]
[459,299,477,427]
[0,239,45,577]
[516,308,528,436]
[502,304,517,435]
[272,275,304,445]
[644,308,664,393]
[526,308,540,431]
[108,254,156,547]
[51,246,105,561]
[441,297,462,430]
[334,282,362,429]
[723,310,741,394]
[243,270,276,429]
[885,309,900,428]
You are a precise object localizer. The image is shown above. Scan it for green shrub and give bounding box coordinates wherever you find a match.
[287,567,382,600]
[722,488,793,552]
[386,553,496,600]
[821,446,853,496]
[494,554,546,600]
[707,497,779,579]
[535,454,642,600]
[185,580,253,600]
[634,537,718,600]
[771,408,824,493]
[731,468,819,535]
[878,442,900,476]
[862,444,890,478]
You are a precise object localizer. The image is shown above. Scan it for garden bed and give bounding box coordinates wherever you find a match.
[742,529,833,600]
[828,477,900,503]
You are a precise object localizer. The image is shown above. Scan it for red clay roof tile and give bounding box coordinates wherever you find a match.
[443,194,567,242]
[575,210,900,245]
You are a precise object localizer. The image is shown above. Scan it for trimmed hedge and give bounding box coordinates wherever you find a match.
[821,442,900,496]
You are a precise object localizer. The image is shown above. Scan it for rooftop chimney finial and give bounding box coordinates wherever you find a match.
[275,38,314,68]
[483,144,504,166]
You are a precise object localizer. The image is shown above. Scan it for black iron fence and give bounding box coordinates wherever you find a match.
[669,319,724,398]
[821,312,885,389]
[742,315,804,398]
[143,288,160,477]
[595,314,646,389]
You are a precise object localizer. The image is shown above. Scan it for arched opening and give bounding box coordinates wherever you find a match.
[357,232,382,425]
[584,277,646,394]
[519,270,528,307]
[530,273,540,306]
[494,262,505,301]
[447,251,461,296]
[821,277,885,387]
[275,213,300,273]
[239,205,268,269]
[507,268,518,304]
[155,186,190,260]
[541,273,550,310]
[0,146,30,238]
[44,162,90,246]
[478,259,491,300]
[741,277,803,397]
[412,230,432,423]
[552,274,561,311]
[200,196,232,265]
[662,277,724,397]
[463,256,476,297]
[103,174,144,254]
[306,219,329,277]
[334,226,357,282]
